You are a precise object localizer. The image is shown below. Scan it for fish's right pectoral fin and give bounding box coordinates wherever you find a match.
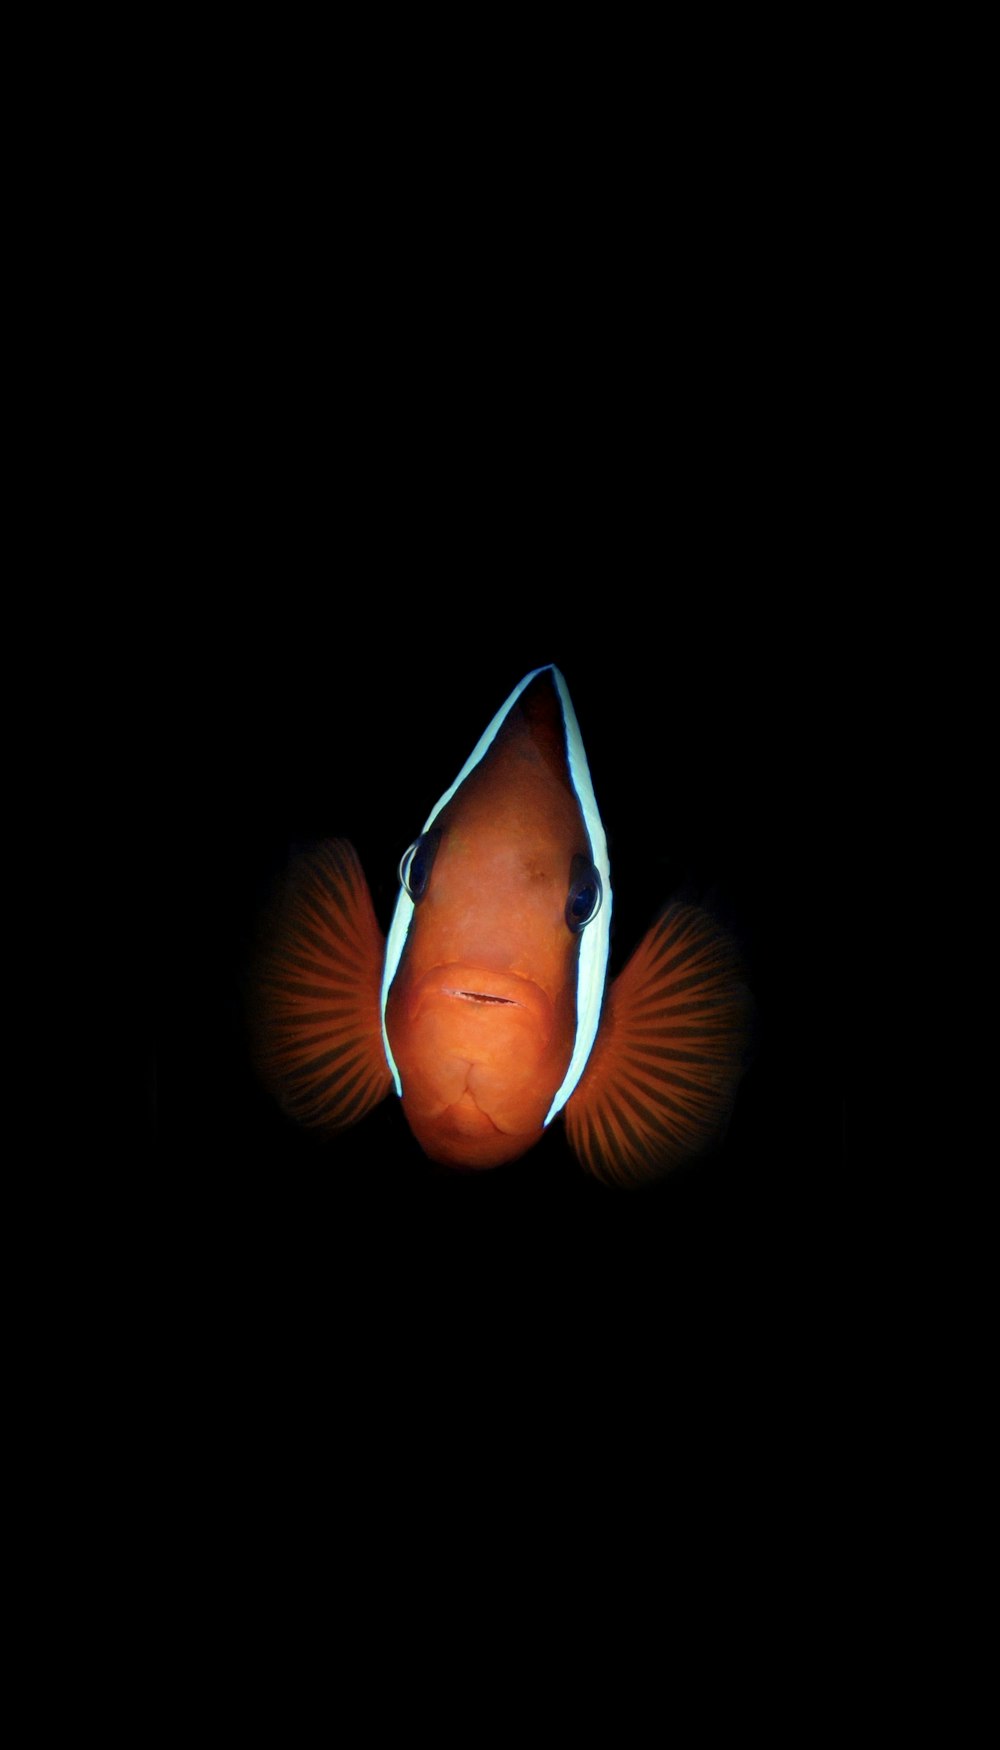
[249,838,392,1133]
[564,902,754,1188]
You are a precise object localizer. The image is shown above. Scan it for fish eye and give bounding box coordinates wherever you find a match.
[398,828,442,902]
[565,853,603,933]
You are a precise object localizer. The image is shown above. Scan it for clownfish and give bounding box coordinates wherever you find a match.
[250,666,752,1186]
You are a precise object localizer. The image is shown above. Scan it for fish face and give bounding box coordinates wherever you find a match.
[383,669,602,1168]
[385,961,576,1167]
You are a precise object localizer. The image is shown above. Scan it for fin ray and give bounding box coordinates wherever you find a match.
[249,839,392,1134]
[565,902,753,1187]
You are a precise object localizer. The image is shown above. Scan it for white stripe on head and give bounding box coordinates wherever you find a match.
[380,666,611,1113]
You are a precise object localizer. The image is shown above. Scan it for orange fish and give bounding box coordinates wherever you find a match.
[250,666,752,1186]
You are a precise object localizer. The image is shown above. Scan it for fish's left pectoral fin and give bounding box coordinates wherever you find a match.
[249,838,392,1134]
[564,902,754,1188]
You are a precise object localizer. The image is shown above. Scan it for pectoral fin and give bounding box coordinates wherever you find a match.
[564,903,753,1187]
[249,839,392,1133]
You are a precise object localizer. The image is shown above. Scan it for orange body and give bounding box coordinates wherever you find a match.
[385,675,590,1167]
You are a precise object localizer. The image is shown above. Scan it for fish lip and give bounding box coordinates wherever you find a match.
[410,963,554,1027]
[442,988,520,1006]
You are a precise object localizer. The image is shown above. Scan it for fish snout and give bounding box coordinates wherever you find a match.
[386,964,573,1168]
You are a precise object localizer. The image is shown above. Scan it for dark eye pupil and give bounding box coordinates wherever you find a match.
[572,884,596,919]
[399,829,441,902]
[565,855,602,933]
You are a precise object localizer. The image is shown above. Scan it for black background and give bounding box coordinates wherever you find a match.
[148,207,849,1394]
[86,44,865,1663]
[154,565,843,1353]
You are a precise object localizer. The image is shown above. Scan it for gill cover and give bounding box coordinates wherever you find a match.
[380,666,611,1125]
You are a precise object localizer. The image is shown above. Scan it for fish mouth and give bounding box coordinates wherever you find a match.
[442,988,520,1006]
[414,963,552,1022]
[389,962,563,1168]
[402,962,556,1044]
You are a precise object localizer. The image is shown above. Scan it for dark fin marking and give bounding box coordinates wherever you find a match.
[249,839,392,1134]
[564,902,753,1188]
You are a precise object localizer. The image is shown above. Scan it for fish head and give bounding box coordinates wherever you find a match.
[383,667,610,1168]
